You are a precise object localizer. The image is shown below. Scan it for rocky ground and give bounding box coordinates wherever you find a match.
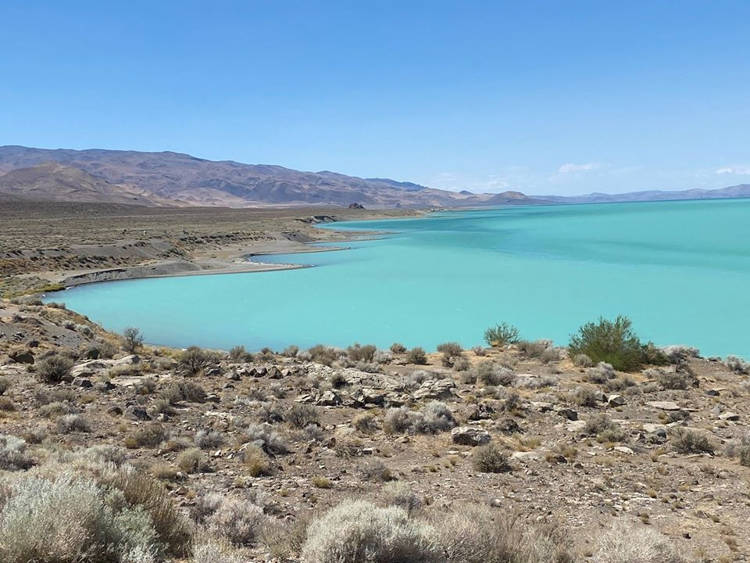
[0,201,417,297]
[1,298,749,561]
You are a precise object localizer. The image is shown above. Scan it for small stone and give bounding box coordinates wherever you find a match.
[646,401,682,411]
[566,420,587,433]
[719,412,739,421]
[557,408,578,421]
[608,394,625,406]
[614,446,634,455]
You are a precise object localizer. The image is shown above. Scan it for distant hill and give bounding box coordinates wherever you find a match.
[538,184,750,204]
[0,145,540,209]
[0,162,173,206]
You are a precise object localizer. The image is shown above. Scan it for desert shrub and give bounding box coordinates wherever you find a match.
[122,327,144,353]
[347,343,377,362]
[56,414,91,434]
[382,481,422,514]
[39,401,77,418]
[569,316,667,371]
[725,355,750,374]
[740,443,750,467]
[604,375,636,392]
[228,345,252,362]
[570,386,600,407]
[0,472,159,562]
[128,424,167,448]
[304,424,325,442]
[471,442,513,473]
[195,429,225,449]
[452,356,471,371]
[593,520,685,563]
[287,403,319,429]
[586,362,615,383]
[573,353,593,367]
[87,339,118,360]
[390,342,407,354]
[383,407,413,434]
[656,369,696,390]
[473,443,511,473]
[257,402,285,424]
[282,344,299,357]
[161,380,207,404]
[584,414,625,442]
[176,448,207,473]
[437,503,572,563]
[243,423,289,455]
[261,513,311,560]
[0,435,34,470]
[308,345,338,366]
[358,459,393,482]
[517,339,551,358]
[0,397,15,412]
[192,537,245,563]
[437,342,463,365]
[484,322,520,347]
[383,402,455,435]
[301,500,441,563]
[373,349,393,364]
[36,354,73,384]
[329,372,347,388]
[0,377,10,395]
[353,412,378,434]
[671,428,714,454]
[473,360,515,386]
[242,444,272,476]
[406,347,428,365]
[177,346,216,375]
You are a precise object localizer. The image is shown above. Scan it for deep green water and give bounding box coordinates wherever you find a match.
[52,199,750,358]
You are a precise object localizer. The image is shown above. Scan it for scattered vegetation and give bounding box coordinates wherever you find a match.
[484,322,520,347]
[36,354,73,384]
[569,315,666,371]
[122,327,144,353]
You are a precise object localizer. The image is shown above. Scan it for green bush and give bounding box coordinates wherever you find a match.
[568,316,666,371]
[484,323,520,347]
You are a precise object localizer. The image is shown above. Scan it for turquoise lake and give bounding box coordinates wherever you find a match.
[52,199,750,358]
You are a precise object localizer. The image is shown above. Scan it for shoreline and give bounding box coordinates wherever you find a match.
[43,214,409,293]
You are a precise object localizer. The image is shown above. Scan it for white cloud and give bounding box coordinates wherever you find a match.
[557,162,600,174]
[716,166,750,175]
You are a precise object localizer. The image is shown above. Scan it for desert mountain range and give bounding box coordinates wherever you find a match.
[0,145,748,208]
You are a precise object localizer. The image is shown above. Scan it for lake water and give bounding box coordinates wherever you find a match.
[52,199,750,358]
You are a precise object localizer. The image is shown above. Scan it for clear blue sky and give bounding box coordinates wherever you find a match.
[1,1,749,195]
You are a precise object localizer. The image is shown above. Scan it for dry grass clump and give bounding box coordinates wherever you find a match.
[192,537,245,563]
[383,402,456,435]
[437,342,464,368]
[359,459,394,482]
[593,520,685,562]
[656,369,697,390]
[36,354,74,384]
[126,423,168,449]
[569,386,600,407]
[205,497,266,546]
[670,428,714,454]
[242,444,273,477]
[473,443,512,473]
[286,403,319,429]
[176,447,208,473]
[161,380,207,404]
[584,414,626,443]
[177,346,219,375]
[352,412,378,434]
[437,503,572,563]
[301,500,442,563]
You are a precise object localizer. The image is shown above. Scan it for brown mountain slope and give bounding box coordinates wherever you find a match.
[0,162,174,206]
[0,145,538,208]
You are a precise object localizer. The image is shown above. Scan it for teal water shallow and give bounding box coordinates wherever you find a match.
[52,199,750,358]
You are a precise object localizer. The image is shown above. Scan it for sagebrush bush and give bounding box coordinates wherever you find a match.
[406,347,428,365]
[353,412,378,434]
[228,345,252,362]
[584,414,625,442]
[569,315,666,371]
[382,402,455,435]
[308,345,338,366]
[347,343,377,362]
[301,500,442,563]
[656,369,696,390]
[382,481,422,514]
[390,342,407,354]
[192,537,245,563]
[0,377,9,395]
[287,403,319,429]
[437,503,572,563]
[484,322,520,347]
[127,424,167,448]
[473,360,515,386]
[207,498,266,546]
[473,443,511,473]
[56,414,91,434]
[670,428,713,454]
[176,448,206,473]
[242,444,272,477]
[177,346,218,375]
[36,354,73,384]
[0,435,34,471]
[593,520,685,563]
[161,380,207,404]
[243,423,289,455]
[195,429,225,449]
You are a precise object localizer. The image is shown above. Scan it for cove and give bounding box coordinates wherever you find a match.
[51,199,750,358]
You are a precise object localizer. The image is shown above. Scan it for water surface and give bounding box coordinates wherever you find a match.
[53,199,750,358]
